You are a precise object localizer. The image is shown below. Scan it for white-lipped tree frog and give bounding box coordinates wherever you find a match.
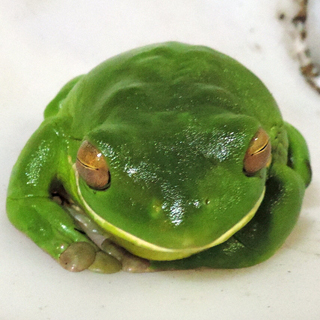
[7,42,311,273]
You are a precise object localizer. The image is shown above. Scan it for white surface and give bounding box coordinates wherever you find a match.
[308,0,320,65]
[1,1,320,319]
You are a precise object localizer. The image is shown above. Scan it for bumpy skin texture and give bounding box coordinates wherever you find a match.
[6,42,311,273]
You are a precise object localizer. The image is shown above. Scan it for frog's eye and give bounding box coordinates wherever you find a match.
[243,128,271,175]
[76,140,111,190]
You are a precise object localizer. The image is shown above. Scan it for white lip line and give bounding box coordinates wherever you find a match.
[75,167,265,254]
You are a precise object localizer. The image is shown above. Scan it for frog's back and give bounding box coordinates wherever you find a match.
[62,42,282,138]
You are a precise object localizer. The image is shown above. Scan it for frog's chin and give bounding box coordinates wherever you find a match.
[75,170,265,260]
[110,190,265,261]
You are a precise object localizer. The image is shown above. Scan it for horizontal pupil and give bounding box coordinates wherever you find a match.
[252,141,269,155]
[77,158,99,170]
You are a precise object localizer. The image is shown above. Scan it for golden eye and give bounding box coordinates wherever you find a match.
[243,128,271,175]
[76,140,110,190]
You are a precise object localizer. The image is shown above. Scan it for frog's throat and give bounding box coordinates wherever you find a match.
[75,170,265,260]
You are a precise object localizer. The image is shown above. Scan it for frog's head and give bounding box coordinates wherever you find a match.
[73,110,271,261]
[68,42,276,260]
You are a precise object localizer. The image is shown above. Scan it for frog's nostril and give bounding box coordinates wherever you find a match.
[205,199,210,205]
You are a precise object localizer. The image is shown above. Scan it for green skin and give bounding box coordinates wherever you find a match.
[7,42,311,273]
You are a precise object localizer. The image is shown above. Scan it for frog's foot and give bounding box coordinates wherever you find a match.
[100,240,151,273]
[59,242,122,274]
[59,242,96,272]
[67,205,151,273]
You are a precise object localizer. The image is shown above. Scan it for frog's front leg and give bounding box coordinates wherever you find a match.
[68,208,150,272]
[149,164,307,271]
[6,120,121,273]
[285,122,312,187]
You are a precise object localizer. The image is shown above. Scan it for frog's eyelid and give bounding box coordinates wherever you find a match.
[92,172,111,191]
[100,172,111,190]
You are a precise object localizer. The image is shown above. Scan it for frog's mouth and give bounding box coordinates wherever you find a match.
[75,169,265,260]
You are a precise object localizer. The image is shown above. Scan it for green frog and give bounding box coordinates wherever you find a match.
[6,42,311,273]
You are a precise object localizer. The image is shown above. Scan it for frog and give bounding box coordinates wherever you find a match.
[6,42,311,273]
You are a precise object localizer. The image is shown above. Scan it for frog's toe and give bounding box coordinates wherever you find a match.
[88,251,122,274]
[99,239,151,272]
[121,253,151,273]
[59,242,96,272]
